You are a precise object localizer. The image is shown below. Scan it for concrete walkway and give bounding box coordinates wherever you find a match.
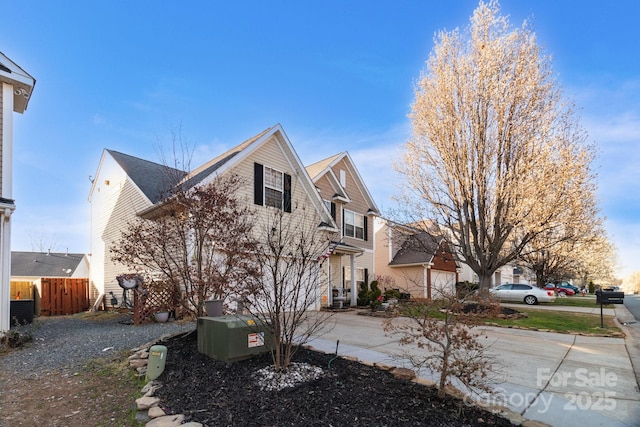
[307,306,640,427]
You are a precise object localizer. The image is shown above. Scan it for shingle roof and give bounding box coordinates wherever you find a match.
[388,232,441,266]
[107,150,187,204]
[178,127,273,190]
[108,127,275,206]
[11,251,86,277]
[305,152,344,180]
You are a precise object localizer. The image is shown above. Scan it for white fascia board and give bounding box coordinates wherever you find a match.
[320,169,350,203]
[273,125,338,229]
[341,152,380,215]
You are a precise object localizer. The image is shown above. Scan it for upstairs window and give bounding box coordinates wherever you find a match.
[254,163,291,212]
[324,199,336,220]
[264,166,283,209]
[344,209,367,240]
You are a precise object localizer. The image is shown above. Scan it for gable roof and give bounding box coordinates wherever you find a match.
[306,152,379,215]
[0,51,36,114]
[178,127,272,190]
[388,232,442,267]
[106,150,187,204]
[305,153,343,179]
[11,251,86,277]
[112,124,337,230]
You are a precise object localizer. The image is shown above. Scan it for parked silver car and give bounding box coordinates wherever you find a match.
[489,283,556,305]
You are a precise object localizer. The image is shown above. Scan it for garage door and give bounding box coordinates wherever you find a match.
[431,270,456,298]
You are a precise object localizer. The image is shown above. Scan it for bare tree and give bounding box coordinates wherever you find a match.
[519,219,610,288]
[384,286,499,398]
[111,173,260,318]
[397,0,598,290]
[28,230,61,253]
[625,271,640,294]
[247,206,335,372]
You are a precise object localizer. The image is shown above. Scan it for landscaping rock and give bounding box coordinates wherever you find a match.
[391,367,416,380]
[145,414,185,427]
[148,406,166,418]
[136,396,160,410]
[129,358,148,369]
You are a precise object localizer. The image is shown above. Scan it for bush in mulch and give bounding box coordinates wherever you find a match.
[153,332,513,426]
[460,303,528,320]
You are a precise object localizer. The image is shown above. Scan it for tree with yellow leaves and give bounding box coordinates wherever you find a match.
[397,1,599,290]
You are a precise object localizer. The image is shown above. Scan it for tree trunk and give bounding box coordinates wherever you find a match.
[478,275,493,291]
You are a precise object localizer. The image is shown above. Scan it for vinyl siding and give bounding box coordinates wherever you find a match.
[89,153,152,301]
[0,87,4,195]
[330,158,373,250]
[234,135,325,238]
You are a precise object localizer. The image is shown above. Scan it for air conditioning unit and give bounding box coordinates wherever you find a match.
[197,315,273,362]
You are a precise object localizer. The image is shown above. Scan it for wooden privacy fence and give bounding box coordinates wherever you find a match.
[40,278,90,316]
[10,281,34,300]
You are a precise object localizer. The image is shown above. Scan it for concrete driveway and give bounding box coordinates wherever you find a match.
[307,308,640,427]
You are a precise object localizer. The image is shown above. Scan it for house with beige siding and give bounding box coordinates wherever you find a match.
[0,52,35,331]
[374,218,458,299]
[305,152,379,307]
[89,124,351,309]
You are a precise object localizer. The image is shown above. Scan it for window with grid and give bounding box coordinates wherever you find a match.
[344,209,365,239]
[264,166,284,209]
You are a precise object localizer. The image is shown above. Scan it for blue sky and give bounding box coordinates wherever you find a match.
[2,1,639,279]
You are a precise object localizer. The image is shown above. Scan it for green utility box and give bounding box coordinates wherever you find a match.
[197,315,273,362]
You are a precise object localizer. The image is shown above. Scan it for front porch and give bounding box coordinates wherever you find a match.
[319,241,365,308]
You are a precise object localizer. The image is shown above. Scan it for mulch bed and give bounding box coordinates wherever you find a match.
[154,332,512,426]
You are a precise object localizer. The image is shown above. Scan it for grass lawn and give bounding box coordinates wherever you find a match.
[550,295,613,308]
[399,301,623,335]
[487,308,621,335]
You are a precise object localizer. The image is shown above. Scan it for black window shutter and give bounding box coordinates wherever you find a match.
[364,268,369,288]
[254,163,263,206]
[364,216,368,241]
[330,202,336,220]
[284,173,292,213]
[342,208,345,236]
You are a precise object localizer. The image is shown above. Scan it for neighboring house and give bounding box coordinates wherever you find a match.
[11,251,90,280]
[0,52,35,331]
[89,124,353,308]
[11,251,90,315]
[457,263,532,287]
[305,152,380,307]
[374,218,458,299]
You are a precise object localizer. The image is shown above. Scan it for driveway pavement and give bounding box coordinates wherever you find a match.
[307,306,640,427]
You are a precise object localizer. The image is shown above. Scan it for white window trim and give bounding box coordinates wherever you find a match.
[344,209,365,240]
[264,166,284,209]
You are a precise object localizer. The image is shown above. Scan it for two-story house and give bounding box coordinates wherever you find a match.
[306,153,379,307]
[0,51,35,331]
[90,125,381,310]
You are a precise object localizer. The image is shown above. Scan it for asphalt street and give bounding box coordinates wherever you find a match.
[624,294,640,323]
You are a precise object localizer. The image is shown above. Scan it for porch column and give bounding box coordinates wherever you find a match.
[327,263,332,307]
[349,254,356,306]
[424,265,432,300]
[0,83,14,332]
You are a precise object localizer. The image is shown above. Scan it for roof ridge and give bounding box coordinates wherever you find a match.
[177,126,275,188]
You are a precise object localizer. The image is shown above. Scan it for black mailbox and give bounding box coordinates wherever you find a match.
[596,290,625,304]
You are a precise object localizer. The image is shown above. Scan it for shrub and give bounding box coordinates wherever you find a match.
[358,280,382,307]
[384,288,401,300]
[0,327,33,352]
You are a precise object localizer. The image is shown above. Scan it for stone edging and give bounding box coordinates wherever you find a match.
[126,336,551,427]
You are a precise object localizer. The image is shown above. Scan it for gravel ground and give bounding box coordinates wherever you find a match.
[2,312,196,377]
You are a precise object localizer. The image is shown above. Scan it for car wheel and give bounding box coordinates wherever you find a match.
[558,291,566,297]
[524,295,537,305]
